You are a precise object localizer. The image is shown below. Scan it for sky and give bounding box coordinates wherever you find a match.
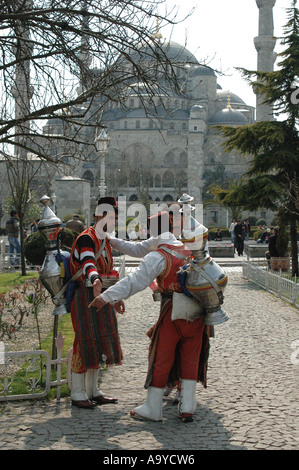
[162,0,292,108]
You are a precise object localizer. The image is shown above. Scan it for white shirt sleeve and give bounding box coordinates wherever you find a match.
[100,251,165,303]
[109,236,155,258]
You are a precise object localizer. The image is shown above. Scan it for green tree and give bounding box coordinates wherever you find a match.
[209,178,244,221]
[214,1,299,275]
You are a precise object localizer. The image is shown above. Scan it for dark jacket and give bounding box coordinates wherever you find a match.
[5,216,19,237]
[268,234,279,257]
[234,223,245,240]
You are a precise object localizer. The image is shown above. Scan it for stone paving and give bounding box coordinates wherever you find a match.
[0,268,298,451]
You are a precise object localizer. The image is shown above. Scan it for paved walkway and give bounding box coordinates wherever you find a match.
[0,268,298,451]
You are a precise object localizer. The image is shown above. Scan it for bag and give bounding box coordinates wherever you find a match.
[55,251,78,312]
[171,292,204,322]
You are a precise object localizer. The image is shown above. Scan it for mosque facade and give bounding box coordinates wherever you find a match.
[0,0,277,228]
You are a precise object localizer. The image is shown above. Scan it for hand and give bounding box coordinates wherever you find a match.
[92,278,102,298]
[89,295,106,311]
[114,300,125,314]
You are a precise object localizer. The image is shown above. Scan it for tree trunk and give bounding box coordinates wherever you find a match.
[19,216,26,276]
[290,217,298,277]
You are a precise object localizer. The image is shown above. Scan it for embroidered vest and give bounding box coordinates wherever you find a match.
[156,244,190,293]
[70,227,113,285]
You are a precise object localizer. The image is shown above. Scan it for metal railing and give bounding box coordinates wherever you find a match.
[0,333,72,402]
[242,261,299,308]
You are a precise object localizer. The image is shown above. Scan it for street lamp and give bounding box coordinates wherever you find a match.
[95,128,110,198]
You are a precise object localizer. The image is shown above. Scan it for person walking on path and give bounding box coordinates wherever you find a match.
[5,210,21,268]
[229,218,236,246]
[69,197,124,409]
[234,220,245,256]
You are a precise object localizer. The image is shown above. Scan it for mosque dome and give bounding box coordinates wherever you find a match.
[216,89,245,105]
[126,40,199,65]
[190,65,216,77]
[209,107,247,125]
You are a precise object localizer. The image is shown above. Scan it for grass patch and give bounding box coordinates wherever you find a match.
[1,313,75,400]
[0,271,75,400]
[0,271,38,293]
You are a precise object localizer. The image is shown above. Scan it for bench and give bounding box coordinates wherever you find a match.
[244,244,268,259]
[208,242,235,258]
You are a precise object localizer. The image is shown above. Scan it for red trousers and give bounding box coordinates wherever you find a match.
[151,310,205,388]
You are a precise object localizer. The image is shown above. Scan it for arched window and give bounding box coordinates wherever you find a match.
[163,194,174,201]
[82,170,94,187]
[129,194,138,201]
[164,152,174,167]
[162,171,174,188]
[179,152,188,166]
[180,171,188,188]
[155,174,161,187]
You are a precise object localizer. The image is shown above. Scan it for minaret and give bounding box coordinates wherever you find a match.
[254,0,277,121]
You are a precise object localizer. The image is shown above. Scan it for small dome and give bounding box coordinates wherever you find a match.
[209,107,247,125]
[217,89,245,105]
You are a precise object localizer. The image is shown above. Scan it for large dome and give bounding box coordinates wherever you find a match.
[209,107,247,125]
[126,40,199,65]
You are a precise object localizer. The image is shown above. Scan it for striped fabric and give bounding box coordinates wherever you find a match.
[69,226,122,373]
[73,234,101,284]
[71,285,123,372]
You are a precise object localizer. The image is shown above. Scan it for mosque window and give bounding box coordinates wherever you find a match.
[124,121,128,129]
[82,170,94,187]
[155,174,161,187]
[164,152,174,166]
[210,211,218,224]
[179,152,188,166]
[162,170,174,188]
[136,120,140,129]
[180,171,188,188]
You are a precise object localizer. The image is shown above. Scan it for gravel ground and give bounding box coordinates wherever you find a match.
[0,270,298,450]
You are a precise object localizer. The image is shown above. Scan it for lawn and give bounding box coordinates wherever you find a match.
[0,271,74,399]
[0,271,39,293]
